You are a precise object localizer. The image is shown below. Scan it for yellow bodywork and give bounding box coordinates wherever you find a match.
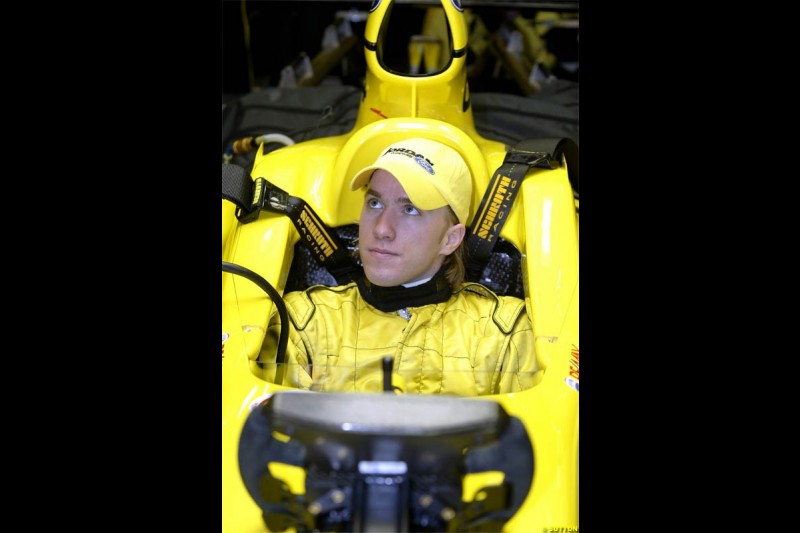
[223,1,578,531]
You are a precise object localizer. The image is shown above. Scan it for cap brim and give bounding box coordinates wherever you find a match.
[349,166,378,191]
[349,162,449,212]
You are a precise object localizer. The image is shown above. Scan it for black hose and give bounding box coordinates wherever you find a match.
[222,261,288,385]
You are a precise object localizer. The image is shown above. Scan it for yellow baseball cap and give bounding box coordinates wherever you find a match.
[349,137,472,225]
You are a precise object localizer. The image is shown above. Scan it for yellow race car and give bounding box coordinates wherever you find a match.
[222,1,578,531]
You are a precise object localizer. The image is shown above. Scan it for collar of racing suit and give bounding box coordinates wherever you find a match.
[355,266,451,312]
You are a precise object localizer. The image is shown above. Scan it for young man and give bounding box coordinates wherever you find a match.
[260,137,541,395]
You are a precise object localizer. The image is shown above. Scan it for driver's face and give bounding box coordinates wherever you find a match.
[358,170,464,287]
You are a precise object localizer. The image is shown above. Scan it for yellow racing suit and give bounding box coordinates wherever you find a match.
[260,281,542,396]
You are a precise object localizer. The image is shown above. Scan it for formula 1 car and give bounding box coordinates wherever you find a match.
[222,1,578,531]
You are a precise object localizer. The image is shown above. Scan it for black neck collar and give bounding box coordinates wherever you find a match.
[356,267,452,312]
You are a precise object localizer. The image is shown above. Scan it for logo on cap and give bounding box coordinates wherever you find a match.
[414,155,434,175]
[385,147,436,175]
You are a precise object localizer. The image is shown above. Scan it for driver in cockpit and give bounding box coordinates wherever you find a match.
[259,137,541,395]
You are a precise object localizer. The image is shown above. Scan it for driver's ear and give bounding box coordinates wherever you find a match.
[441,223,465,254]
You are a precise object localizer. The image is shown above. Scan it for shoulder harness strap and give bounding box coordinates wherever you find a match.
[222,163,363,285]
[466,137,578,281]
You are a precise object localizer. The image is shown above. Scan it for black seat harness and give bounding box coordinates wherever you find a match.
[465,137,578,280]
[222,163,362,285]
[222,137,577,286]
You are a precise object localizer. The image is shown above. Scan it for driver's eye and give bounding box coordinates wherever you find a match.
[402,204,420,216]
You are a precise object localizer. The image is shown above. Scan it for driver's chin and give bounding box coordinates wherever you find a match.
[363,266,408,288]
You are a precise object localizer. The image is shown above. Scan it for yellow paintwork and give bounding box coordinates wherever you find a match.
[223,1,578,531]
